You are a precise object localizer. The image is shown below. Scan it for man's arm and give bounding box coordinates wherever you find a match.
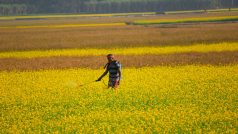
[96,69,108,81]
[118,69,121,81]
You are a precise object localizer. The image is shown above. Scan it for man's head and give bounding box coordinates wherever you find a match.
[107,54,114,62]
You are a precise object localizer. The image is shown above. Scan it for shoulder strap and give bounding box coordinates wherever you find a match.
[114,60,121,69]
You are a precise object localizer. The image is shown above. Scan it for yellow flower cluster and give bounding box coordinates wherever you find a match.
[0,42,237,58]
[134,16,238,25]
[1,65,237,133]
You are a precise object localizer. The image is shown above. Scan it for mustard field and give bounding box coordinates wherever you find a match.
[0,23,126,29]
[1,11,238,133]
[0,42,237,59]
[133,16,238,25]
[0,8,237,21]
[0,12,156,21]
[1,14,237,29]
[1,66,238,133]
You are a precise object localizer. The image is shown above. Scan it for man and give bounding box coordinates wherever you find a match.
[96,54,121,89]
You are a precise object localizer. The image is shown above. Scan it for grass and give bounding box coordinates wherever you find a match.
[0,23,126,29]
[0,8,237,21]
[165,8,238,14]
[1,11,238,27]
[0,12,156,21]
[1,66,237,133]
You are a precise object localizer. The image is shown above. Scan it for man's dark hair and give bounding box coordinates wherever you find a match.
[107,54,113,57]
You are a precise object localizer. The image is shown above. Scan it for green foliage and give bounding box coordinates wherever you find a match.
[0,0,236,15]
[0,4,27,15]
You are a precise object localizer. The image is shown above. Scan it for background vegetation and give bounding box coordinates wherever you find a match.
[0,0,238,15]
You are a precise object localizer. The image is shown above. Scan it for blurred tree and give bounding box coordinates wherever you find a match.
[0,0,237,15]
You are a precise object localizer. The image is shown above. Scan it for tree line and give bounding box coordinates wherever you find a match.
[0,0,237,15]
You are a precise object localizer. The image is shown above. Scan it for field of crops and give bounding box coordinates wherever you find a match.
[132,16,238,25]
[1,65,237,133]
[1,11,238,133]
[0,42,237,58]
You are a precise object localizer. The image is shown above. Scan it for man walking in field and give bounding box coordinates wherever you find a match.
[96,54,121,89]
